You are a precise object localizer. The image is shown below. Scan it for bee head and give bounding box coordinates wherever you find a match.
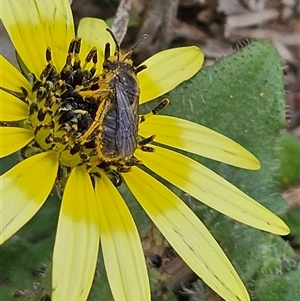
[104,28,148,73]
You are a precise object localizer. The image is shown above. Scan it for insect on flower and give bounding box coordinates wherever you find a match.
[75,29,152,169]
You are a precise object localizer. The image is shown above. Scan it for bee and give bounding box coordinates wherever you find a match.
[76,29,147,166]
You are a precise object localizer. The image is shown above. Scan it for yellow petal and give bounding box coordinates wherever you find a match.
[0,55,31,93]
[1,0,74,75]
[123,168,249,301]
[77,18,115,73]
[0,127,33,158]
[52,165,99,301]
[95,172,150,301]
[138,46,204,104]
[139,115,260,170]
[136,146,289,235]
[0,151,58,244]
[1,89,29,121]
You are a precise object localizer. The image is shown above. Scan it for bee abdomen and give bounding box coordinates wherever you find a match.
[101,106,119,157]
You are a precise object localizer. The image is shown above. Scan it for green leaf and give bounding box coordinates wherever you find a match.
[253,265,300,301]
[276,132,300,189]
[283,205,300,244]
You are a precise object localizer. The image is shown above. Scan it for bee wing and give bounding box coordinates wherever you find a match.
[115,81,139,158]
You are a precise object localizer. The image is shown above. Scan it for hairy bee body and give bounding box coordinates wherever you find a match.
[99,60,139,159]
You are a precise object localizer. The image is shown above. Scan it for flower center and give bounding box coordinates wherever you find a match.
[26,38,103,168]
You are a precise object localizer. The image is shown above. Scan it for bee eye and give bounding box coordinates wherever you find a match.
[103,60,116,70]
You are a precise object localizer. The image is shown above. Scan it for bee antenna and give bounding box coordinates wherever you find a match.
[132,34,149,52]
[106,28,120,60]
[123,34,149,61]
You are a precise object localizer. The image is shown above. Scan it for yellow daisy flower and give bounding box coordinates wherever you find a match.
[0,1,289,301]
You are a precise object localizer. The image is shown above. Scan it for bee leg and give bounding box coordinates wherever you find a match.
[139,98,169,124]
[140,145,155,153]
[76,119,100,145]
[117,165,131,173]
[138,135,156,153]
[76,93,110,144]
[124,157,142,166]
[135,64,147,74]
[107,170,123,187]
[138,134,156,146]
